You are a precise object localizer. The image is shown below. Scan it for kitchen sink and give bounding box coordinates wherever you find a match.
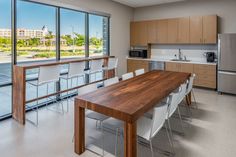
[171,59,191,62]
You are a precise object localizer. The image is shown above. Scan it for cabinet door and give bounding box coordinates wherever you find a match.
[190,16,203,44]
[130,22,138,46]
[167,19,178,43]
[157,19,168,44]
[137,21,148,46]
[165,62,180,72]
[203,15,217,44]
[147,20,157,44]
[127,59,149,73]
[179,63,193,73]
[178,17,190,43]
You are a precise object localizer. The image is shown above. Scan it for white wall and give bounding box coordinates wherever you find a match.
[134,0,236,33]
[31,0,134,76]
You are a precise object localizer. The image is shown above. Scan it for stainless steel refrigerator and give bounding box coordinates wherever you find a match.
[218,34,236,94]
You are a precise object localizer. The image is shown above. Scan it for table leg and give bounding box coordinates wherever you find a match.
[124,122,137,157]
[74,102,85,155]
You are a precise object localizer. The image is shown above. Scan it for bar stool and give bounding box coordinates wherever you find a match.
[27,65,62,126]
[86,59,104,82]
[60,61,86,112]
[135,68,145,76]
[121,72,134,80]
[103,57,118,78]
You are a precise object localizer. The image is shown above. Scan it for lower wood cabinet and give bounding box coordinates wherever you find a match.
[127,59,149,73]
[165,62,216,89]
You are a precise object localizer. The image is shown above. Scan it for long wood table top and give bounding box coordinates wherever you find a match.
[75,70,191,123]
[15,55,111,70]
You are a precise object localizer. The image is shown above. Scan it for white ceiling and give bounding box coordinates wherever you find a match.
[112,0,186,8]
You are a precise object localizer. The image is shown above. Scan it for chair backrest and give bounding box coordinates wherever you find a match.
[90,59,104,72]
[178,83,187,104]
[135,69,145,76]
[77,83,97,96]
[108,58,118,69]
[167,87,182,118]
[38,65,60,85]
[186,74,196,94]
[150,103,169,139]
[68,61,85,78]
[122,72,134,80]
[104,77,119,87]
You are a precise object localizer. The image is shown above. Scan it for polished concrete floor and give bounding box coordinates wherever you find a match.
[0,88,236,157]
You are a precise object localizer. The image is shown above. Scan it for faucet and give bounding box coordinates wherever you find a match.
[178,49,183,60]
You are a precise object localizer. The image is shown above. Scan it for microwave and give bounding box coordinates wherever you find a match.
[129,50,148,58]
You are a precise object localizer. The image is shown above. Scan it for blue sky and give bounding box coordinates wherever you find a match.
[0,0,104,38]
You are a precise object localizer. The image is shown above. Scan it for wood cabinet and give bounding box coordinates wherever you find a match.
[167,19,178,43]
[178,17,190,43]
[127,59,149,73]
[130,21,147,46]
[190,16,203,44]
[203,15,217,44]
[147,20,158,43]
[165,62,216,89]
[156,19,168,44]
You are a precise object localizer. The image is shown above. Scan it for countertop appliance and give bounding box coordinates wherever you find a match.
[205,52,216,62]
[129,49,147,58]
[218,34,236,94]
[149,61,165,71]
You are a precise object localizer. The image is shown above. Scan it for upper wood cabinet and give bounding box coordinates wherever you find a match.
[156,19,168,44]
[178,17,190,43]
[203,15,217,44]
[167,18,179,43]
[190,16,203,44]
[130,21,147,46]
[130,15,217,46]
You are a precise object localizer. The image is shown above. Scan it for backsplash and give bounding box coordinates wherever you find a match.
[151,45,218,63]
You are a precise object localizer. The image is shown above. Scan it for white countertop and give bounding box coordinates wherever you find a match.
[127,57,217,65]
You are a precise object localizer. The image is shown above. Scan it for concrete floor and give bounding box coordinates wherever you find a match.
[0,88,236,157]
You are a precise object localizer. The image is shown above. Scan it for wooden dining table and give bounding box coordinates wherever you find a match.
[74,70,191,157]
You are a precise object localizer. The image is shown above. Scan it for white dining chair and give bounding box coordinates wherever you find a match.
[137,103,172,157]
[104,76,119,87]
[135,68,145,76]
[103,57,119,77]
[86,59,104,82]
[60,61,86,112]
[27,65,62,126]
[122,72,134,80]
[186,74,197,108]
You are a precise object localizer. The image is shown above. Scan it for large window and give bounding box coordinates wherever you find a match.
[89,14,109,56]
[0,0,110,120]
[60,9,86,59]
[0,0,12,118]
[16,1,56,62]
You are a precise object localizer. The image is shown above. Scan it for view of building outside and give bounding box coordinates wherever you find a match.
[89,14,109,56]
[60,9,86,59]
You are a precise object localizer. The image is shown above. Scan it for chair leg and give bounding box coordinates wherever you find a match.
[167,118,174,141]
[149,140,154,157]
[66,79,69,112]
[177,106,185,135]
[192,90,198,109]
[165,122,175,154]
[101,122,105,157]
[115,128,119,157]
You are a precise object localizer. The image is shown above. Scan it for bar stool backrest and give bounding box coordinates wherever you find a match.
[108,58,118,69]
[38,65,60,85]
[90,59,104,72]
[104,77,119,87]
[68,61,85,78]
[77,83,97,96]
[122,72,134,80]
[135,69,145,76]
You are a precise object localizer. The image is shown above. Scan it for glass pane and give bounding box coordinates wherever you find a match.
[89,14,109,56]
[16,1,56,62]
[0,0,12,118]
[60,9,85,59]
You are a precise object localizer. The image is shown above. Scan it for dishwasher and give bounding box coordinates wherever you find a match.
[149,61,165,71]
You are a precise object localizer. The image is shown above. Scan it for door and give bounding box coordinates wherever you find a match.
[218,34,236,71]
[157,19,168,44]
[203,15,217,44]
[178,17,190,43]
[167,18,178,43]
[218,71,236,94]
[190,16,203,44]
